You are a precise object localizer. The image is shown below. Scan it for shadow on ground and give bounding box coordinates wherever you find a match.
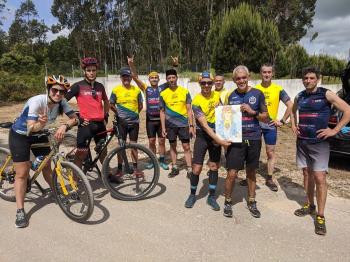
[277,176,306,206]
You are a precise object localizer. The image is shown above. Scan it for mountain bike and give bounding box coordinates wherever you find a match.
[60,116,160,201]
[0,127,94,223]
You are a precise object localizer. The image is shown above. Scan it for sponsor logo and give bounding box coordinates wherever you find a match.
[249,96,256,104]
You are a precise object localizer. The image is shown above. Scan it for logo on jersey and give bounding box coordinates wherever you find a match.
[249,96,256,104]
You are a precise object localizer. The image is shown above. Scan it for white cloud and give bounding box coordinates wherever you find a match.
[300,0,350,60]
[46,28,70,42]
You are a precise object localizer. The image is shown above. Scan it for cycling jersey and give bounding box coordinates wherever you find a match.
[66,79,108,121]
[110,84,143,124]
[296,87,331,143]
[214,88,229,104]
[225,88,267,140]
[255,82,290,120]
[192,91,221,131]
[12,94,74,135]
[159,86,191,128]
[145,83,168,121]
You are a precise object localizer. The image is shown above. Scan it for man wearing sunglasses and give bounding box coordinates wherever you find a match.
[184,72,231,210]
[109,66,144,177]
[65,57,118,182]
[223,65,269,219]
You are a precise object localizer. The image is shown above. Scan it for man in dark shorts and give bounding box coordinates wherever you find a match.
[65,57,120,183]
[223,65,269,218]
[109,66,144,177]
[127,55,172,170]
[291,66,350,235]
[184,72,231,210]
[160,69,195,177]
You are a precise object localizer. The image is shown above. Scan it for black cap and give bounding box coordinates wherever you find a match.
[120,67,131,77]
[166,69,177,77]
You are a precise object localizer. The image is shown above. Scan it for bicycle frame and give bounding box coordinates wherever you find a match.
[82,119,133,175]
[25,131,77,196]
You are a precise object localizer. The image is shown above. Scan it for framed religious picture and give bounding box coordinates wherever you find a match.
[215,105,242,143]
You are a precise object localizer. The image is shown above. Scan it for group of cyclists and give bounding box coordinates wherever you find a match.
[7,55,350,237]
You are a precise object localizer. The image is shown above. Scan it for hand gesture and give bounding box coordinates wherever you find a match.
[170,56,179,67]
[38,114,48,125]
[127,55,134,65]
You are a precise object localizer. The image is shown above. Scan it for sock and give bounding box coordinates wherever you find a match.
[190,173,199,195]
[118,163,122,170]
[248,197,255,203]
[159,156,165,163]
[208,170,218,196]
[133,163,137,169]
[225,198,232,205]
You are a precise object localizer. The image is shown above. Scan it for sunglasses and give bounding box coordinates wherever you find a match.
[51,87,66,95]
[200,81,213,86]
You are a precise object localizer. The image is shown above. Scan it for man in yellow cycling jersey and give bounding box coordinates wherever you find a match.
[184,72,231,210]
[160,69,195,177]
[214,74,229,102]
[110,67,143,178]
[250,63,293,191]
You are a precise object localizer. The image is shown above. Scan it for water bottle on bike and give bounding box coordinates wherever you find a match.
[31,156,44,171]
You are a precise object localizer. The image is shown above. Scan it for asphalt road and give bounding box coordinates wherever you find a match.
[1,162,350,262]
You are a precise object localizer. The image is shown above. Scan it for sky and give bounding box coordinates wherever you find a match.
[2,0,350,60]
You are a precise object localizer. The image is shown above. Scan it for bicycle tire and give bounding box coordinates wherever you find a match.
[101,143,160,201]
[52,160,94,223]
[0,147,16,202]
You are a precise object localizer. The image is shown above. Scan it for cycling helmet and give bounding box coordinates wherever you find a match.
[46,75,70,90]
[80,57,99,69]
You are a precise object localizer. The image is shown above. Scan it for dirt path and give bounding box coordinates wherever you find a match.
[1,102,349,199]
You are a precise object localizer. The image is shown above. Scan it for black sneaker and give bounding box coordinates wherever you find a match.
[315,215,327,236]
[294,203,316,217]
[207,195,220,211]
[247,201,261,218]
[239,179,247,186]
[265,179,278,192]
[15,209,29,228]
[184,194,196,208]
[223,202,233,217]
[168,167,179,178]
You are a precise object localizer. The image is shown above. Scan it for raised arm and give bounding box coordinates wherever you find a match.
[127,55,146,92]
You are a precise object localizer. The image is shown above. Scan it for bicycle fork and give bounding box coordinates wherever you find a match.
[55,160,77,196]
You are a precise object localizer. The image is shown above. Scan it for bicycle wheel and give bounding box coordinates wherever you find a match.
[59,133,77,162]
[52,160,94,223]
[0,147,16,202]
[101,143,160,201]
